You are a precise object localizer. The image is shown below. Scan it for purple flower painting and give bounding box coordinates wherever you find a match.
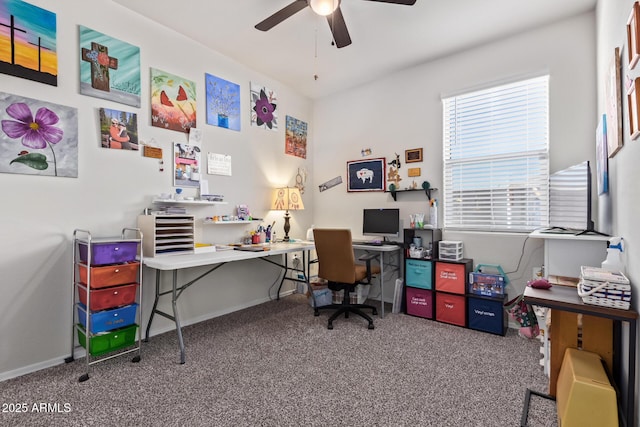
[0,92,77,177]
[250,82,277,130]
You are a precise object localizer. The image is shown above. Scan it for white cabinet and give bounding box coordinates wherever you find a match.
[138,214,195,257]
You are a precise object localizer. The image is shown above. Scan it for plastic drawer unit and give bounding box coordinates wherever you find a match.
[77,324,139,357]
[405,259,434,289]
[79,241,138,265]
[77,303,138,334]
[78,283,139,312]
[78,262,140,289]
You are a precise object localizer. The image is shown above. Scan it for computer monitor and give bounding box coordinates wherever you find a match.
[362,208,400,240]
[548,160,606,236]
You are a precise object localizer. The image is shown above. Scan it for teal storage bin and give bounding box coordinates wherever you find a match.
[405,259,433,289]
[77,303,138,334]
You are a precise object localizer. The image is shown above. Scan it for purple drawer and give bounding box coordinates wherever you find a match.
[79,242,138,266]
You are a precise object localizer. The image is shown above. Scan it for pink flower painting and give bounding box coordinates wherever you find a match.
[0,92,78,177]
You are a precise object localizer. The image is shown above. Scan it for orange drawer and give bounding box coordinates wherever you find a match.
[435,259,473,294]
[78,262,139,289]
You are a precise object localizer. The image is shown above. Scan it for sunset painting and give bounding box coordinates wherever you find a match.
[0,0,57,86]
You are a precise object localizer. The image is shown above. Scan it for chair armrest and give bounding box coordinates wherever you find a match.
[358,253,378,282]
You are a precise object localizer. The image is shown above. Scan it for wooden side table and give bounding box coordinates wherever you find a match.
[524,285,638,427]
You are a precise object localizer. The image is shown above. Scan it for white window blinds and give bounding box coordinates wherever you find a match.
[442,75,549,232]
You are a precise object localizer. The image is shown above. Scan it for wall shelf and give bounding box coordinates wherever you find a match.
[152,198,227,205]
[386,188,438,201]
[202,220,259,225]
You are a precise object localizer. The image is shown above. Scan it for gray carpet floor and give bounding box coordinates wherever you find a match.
[0,294,557,426]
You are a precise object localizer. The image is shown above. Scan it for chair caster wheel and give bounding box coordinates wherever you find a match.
[372,309,378,315]
[328,323,334,330]
[314,311,320,317]
[368,323,375,330]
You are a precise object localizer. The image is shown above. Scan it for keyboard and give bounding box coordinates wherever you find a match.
[353,240,395,246]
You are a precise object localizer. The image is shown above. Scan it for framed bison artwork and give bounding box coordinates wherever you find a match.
[347,158,386,192]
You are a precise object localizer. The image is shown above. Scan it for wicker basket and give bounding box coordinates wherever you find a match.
[577,278,631,310]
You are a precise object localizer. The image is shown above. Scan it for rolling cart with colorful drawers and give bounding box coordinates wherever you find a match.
[65,228,143,382]
[403,227,441,319]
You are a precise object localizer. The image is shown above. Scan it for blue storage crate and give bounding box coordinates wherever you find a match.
[77,303,138,334]
[467,295,507,336]
[405,259,433,289]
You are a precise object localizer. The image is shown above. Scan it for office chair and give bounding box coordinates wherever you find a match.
[312,228,380,330]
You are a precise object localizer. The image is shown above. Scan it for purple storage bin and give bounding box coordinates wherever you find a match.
[79,242,138,266]
[406,287,434,319]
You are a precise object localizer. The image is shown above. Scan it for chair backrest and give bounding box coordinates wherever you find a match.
[313,228,357,284]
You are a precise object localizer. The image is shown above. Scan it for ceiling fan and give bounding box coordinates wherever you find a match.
[255,0,417,49]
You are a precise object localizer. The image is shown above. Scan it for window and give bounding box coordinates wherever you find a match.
[442,75,549,232]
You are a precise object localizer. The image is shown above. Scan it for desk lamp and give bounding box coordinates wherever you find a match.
[271,187,304,242]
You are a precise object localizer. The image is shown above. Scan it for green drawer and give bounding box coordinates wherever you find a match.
[77,324,138,356]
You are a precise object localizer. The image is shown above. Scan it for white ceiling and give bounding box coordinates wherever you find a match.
[113,0,596,100]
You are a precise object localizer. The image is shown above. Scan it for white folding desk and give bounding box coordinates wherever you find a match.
[351,243,402,318]
[143,242,314,363]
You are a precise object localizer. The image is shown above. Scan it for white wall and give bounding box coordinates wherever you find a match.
[0,0,313,379]
[312,12,597,302]
[596,2,640,425]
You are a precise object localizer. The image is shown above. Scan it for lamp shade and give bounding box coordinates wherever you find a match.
[309,0,339,16]
[271,187,304,211]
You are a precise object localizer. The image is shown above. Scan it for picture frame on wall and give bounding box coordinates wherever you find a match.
[628,2,640,70]
[605,47,623,158]
[405,148,423,163]
[595,114,609,195]
[347,158,386,192]
[627,78,640,140]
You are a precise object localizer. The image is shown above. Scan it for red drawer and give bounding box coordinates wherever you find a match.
[435,292,467,327]
[78,283,138,311]
[435,259,473,294]
[78,262,139,289]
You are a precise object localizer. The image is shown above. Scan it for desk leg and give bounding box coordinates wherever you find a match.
[627,319,637,427]
[379,253,385,319]
[276,253,288,300]
[171,269,186,364]
[145,268,161,342]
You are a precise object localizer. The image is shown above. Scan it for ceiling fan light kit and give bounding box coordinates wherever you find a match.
[309,0,340,16]
[255,0,417,49]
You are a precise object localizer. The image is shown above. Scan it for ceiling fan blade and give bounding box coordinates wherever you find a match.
[365,0,417,5]
[255,0,309,31]
[326,7,352,48]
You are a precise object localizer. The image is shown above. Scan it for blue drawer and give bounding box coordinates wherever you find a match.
[405,259,433,289]
[77,303,138,334]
